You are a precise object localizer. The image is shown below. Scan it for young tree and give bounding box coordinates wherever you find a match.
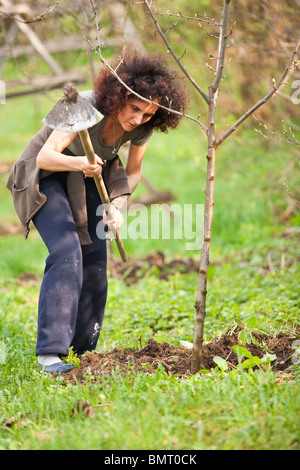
[90,0,300,373]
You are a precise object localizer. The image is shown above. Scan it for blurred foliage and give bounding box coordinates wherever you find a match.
[131,0,300,125]
[1,0,299,126]
[0,0,299,130]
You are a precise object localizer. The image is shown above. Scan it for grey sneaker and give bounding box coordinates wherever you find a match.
[38,362,75,374]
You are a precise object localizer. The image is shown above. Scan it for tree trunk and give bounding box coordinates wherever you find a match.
[191,87,216,374]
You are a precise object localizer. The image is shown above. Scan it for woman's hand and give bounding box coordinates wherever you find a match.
[81,154,103,178]
[103,203,124,231]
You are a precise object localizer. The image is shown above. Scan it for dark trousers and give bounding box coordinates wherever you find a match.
[33,173,107,357]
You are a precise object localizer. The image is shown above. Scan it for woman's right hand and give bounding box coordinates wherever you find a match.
[81,155,103,178]
[37,131,104,175]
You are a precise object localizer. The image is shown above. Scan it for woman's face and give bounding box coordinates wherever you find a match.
[117,98,158,131]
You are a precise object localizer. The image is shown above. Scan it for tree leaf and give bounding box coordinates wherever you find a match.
[213,356,228,371]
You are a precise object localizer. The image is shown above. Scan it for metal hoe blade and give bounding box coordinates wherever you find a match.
[42,83,101,133]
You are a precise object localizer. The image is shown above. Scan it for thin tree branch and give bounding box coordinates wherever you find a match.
[89,0,101,56]
[0,2,59,24]
[216,35,300,147]
[152,10,221,27]
[143,0,210,105]
[89,37,208,132]
[211,0,230,93]
[254,116,300,146]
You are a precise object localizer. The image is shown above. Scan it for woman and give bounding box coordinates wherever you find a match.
[7,52,188,374]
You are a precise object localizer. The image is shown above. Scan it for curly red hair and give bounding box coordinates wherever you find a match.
[93,52,189,133]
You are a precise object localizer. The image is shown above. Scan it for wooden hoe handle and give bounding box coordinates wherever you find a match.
[79,129,128,262]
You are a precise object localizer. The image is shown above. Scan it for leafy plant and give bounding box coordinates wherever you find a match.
[232,345,277,372]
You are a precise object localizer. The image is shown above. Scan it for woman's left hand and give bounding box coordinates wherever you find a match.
[103,204,124,231]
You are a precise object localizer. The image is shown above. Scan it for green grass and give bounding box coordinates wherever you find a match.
[0,267,299,450]
[1,361,299,450]
[0,70,299,450]
[0,264,299,450]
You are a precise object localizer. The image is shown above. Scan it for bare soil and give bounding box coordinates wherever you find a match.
[108,250,200,284]
[62,331,298,384]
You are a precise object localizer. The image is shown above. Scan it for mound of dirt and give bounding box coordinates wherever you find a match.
[62,331,298,384]
[108,251,199,284]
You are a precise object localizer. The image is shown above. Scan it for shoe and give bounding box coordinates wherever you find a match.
[38,362,75,374]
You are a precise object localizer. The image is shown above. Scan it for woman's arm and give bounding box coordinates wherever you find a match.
[36,129,103,177]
